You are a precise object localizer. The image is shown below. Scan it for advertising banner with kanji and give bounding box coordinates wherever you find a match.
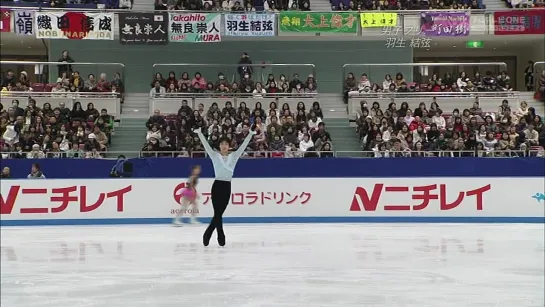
[119,12,168,45]
[1,178,543,226]
[279,12,358,33]
[169,13,221,43]
[0,9,11,32]
[420,12,470,37]
[493,9,545,35]
[35,12,114,40]
[224,13,275,37]
[13,10,34,36]
[360,13,397,28]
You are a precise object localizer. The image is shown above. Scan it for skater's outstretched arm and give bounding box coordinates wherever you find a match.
[232,124,257,159]
[194,128,216,157]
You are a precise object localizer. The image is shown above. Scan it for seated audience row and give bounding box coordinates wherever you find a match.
[154,0,311,11]
[333,0,482,10]
[354,99,545,156]
[143,100,333,158]
[150,71,317,97]
[0,100,114,159]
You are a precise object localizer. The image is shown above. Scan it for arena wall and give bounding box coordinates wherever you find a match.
[1,158,544,226]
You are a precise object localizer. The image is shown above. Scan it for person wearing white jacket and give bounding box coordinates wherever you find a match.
[431,111,446,129]
[299,134,314,152]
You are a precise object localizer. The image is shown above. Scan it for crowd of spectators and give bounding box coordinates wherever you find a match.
[154,0,311,11]
[332,0,482,10]
[143,99,334,158]
[0,99,115,159]
[343,70,517,103]
[1,51,124,99]
[150,71,317,97]
[504,0,544,8]
[354,98,545,157]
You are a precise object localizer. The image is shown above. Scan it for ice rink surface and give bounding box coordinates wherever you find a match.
[1,223,544,307]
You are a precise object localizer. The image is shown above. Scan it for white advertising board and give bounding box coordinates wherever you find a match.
[1,178,544,225]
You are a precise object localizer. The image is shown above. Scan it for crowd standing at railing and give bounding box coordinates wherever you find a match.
[154,0,311,11]
[353,96,545,157]
[332,0,482,10]
[0,0,132,9]
[503,0,544,8]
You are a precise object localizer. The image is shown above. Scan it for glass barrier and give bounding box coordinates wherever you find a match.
[1,150,543,159]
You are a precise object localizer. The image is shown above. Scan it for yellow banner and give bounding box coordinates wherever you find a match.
[360,13,398,28]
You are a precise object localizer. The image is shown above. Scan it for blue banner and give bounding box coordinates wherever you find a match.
[1,158,544,179]
[224,13,275,37]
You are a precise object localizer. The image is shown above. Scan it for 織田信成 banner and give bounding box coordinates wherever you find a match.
[224,13,274,37]
[420,12,469,36]
[169,13,221,43]
[493,9,545,35]
[14,10,34,36]
[35,12,114,40]
[279,12,357,33]
[360,13,397,28]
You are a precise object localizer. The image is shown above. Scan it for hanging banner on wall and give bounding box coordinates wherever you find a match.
[360,13,397,28]
[0,9,11,32]
[14,10,34,36]
[493,9,545,35]
[224,13,275,37]
[420,12,470,36]
[119,12,168,45]
[279,12,358,33]
[35,12,114,40]
[168,13,221,43]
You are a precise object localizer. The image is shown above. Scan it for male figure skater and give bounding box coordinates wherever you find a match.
[194,124,256,246]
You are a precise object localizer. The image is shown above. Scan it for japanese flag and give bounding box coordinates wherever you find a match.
[154,15,163,22]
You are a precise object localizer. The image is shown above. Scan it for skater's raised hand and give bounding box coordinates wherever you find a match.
[250,123,257,132]
[192,127,202,134]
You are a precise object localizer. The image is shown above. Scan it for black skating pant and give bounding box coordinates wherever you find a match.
[204,180,231,238]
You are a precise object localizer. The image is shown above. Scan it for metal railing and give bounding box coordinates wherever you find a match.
[0,61,126,85]
[152,63,316,90]
[342,62,508,87]
[150,92,320,115]
[1,150,543,159]
[0,91,122,117]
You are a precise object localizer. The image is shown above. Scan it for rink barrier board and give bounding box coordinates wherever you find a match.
[1,178,544,225]
[2,216,544,226]
[1,157,545,178]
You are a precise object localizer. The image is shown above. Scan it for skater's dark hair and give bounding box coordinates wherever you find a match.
[218,136,230,145]
[191,165,201,171]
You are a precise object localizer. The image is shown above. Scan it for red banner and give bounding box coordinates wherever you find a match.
[0,9,11,32]
[493,9,545,35]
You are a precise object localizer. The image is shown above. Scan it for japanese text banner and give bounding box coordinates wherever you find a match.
[360,13,397,28]
[224,13,275,37]
[279,12,358,33]
[420,12,470,37]
[35,12,114,40]
[1,178,543,225]
[169,13,221,43]
[493,9,545,35]
[119,12,168,45]
[13,10,34,36]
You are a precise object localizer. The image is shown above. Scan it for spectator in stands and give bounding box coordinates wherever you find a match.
[57,50,74,78]
[343,73,357,104]
[1,69,16,88]
[237,52,253,81]
[538,70,545,102]
[150,81,166,97]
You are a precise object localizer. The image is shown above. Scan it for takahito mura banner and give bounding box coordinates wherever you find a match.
[1,178,543,225]
[35,12,114,40]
